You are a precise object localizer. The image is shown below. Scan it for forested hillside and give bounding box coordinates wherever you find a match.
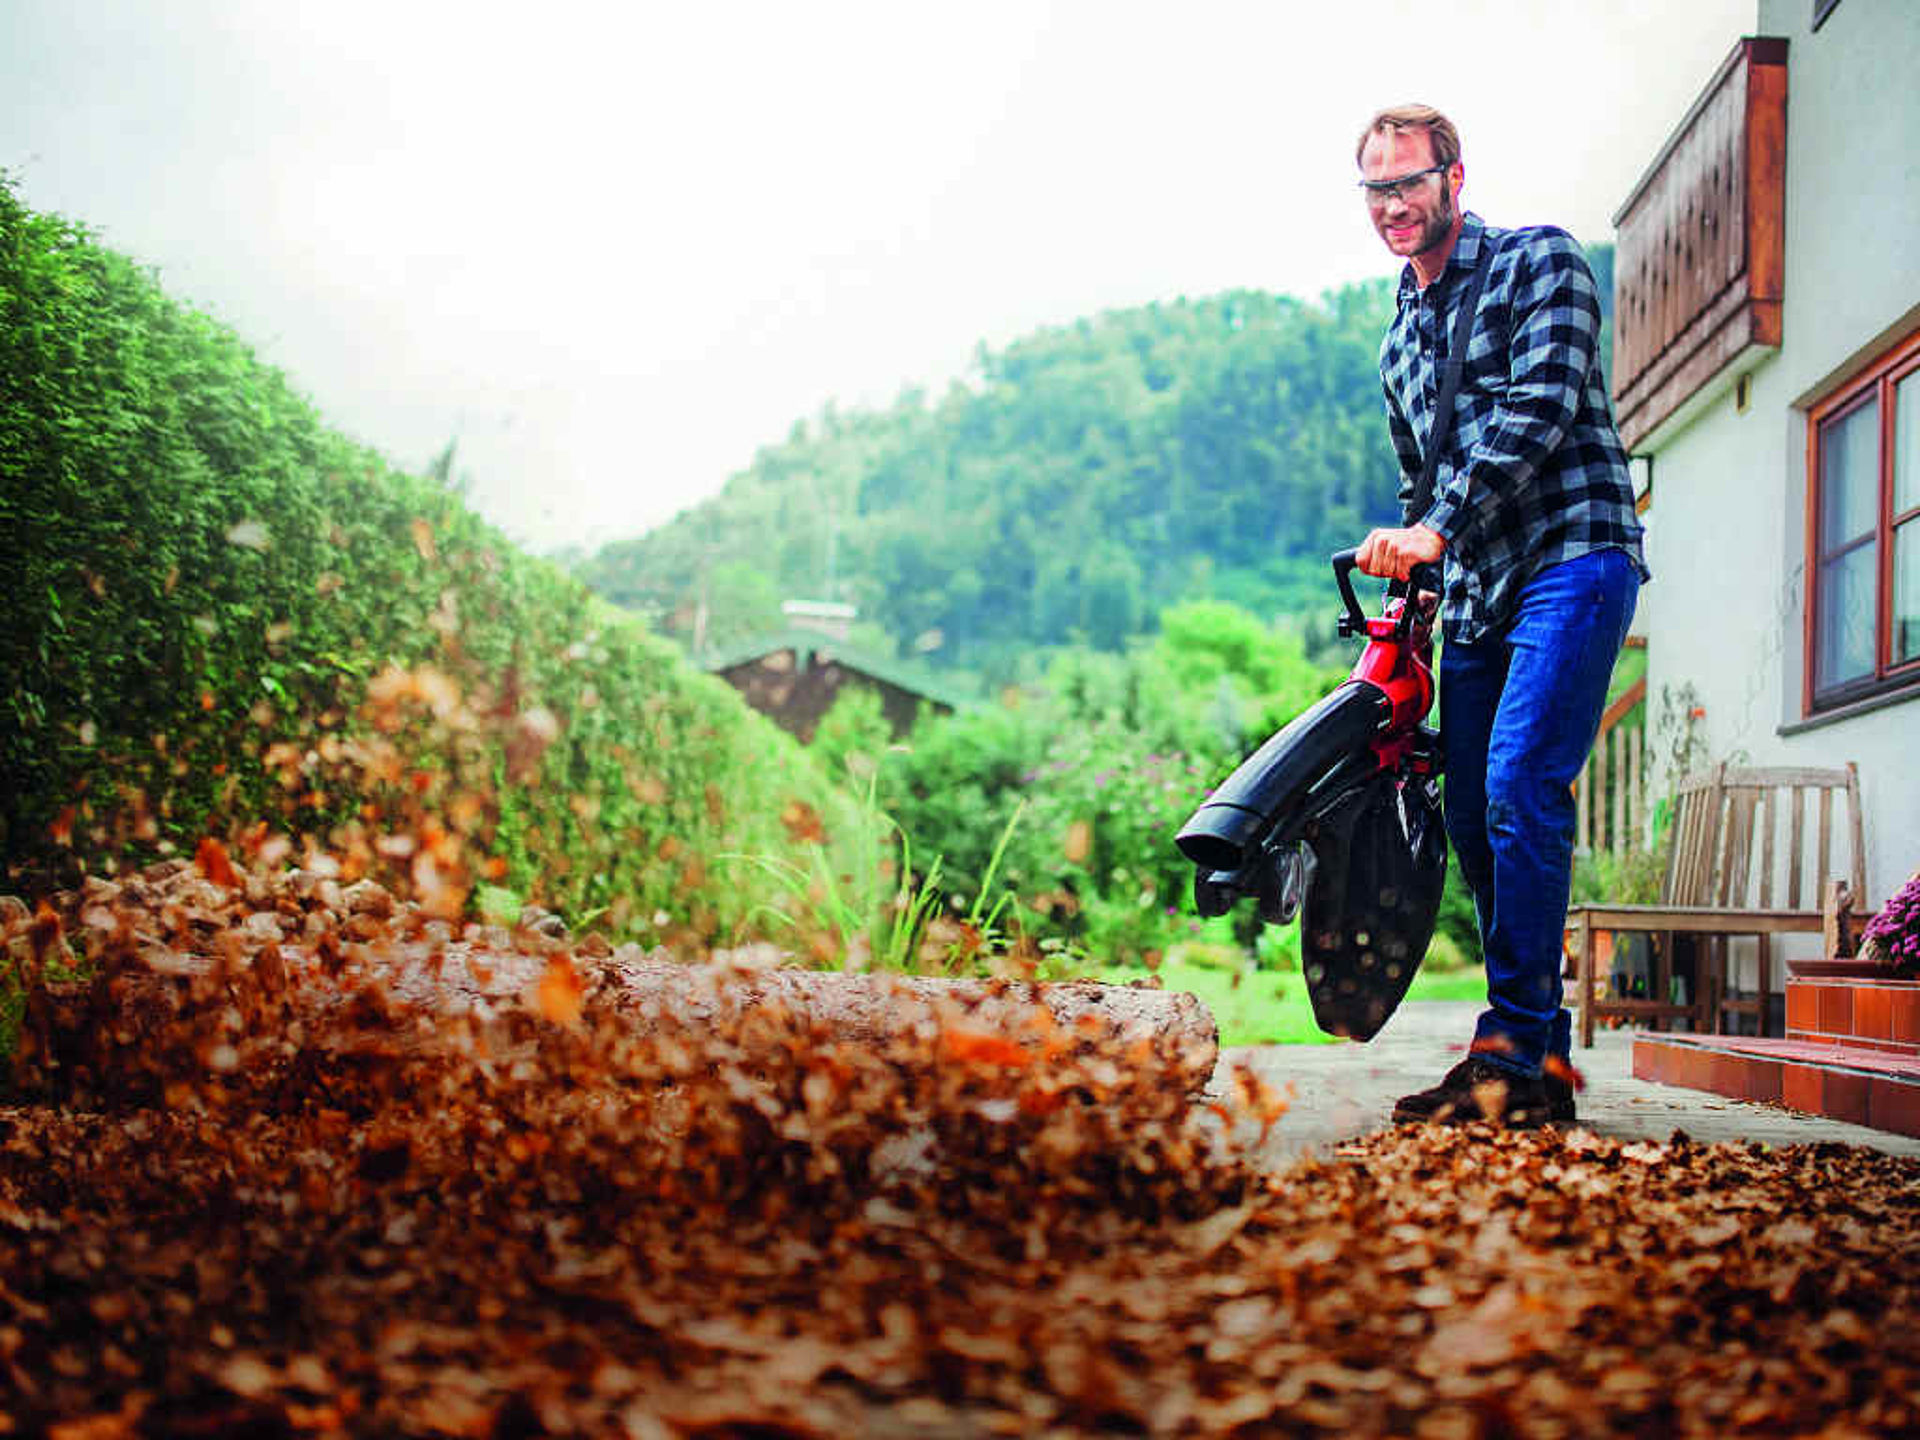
[581,247,1614,681]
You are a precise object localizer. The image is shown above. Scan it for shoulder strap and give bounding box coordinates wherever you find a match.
[1404,241,1494,527]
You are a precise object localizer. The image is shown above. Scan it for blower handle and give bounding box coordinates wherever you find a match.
[1330,548,1368,638]
[1399,561,1444,640]
[1330,550,1446,640]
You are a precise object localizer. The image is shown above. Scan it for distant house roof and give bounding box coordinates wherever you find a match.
[701,629,970,742]
[780,599,857,621]
[776,599,858,642]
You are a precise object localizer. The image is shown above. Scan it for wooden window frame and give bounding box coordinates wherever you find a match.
[1803,325,1920,715]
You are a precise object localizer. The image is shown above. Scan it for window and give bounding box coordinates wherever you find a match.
[1805,327,1920,712]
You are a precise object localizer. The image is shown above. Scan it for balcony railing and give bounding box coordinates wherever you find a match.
[1611,37,1788,452]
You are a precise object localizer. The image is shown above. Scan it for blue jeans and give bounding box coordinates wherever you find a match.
[1440,549,1640,1076]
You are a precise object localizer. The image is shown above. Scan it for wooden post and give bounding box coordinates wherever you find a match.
[1756,933,1773,1038]
[1575,911,1597,1048]
[1700,936,1723,1034]
[1611,728,1628,858]
[1628,724,1645,849]
[1822,877,1854,960]
[1788,786,1807,906]
[1845,762,1867,907]
[1598,732,1612,854]
[1818,787,1834,908]
[1655,930,1674,1033]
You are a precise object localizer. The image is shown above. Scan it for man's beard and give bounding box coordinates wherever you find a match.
[1415,184,1456,255]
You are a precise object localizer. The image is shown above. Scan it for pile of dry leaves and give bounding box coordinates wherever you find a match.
[2,857,1917,1438]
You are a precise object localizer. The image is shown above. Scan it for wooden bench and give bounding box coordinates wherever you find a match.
[1566,762,1866,1048]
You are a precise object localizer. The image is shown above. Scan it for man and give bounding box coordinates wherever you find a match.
[1352,104,1647,1127]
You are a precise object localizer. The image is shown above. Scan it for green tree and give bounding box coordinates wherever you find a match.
[578,283,1408,680]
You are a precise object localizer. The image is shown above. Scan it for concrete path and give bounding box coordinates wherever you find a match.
[1227,1000,1920,1162]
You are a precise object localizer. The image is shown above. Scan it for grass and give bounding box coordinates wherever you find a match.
[1092,955,1488,1047]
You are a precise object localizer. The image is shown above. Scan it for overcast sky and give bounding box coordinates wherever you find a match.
[4,0,1752,555]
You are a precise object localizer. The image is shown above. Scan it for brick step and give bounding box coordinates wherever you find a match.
[1784,975,1920,1053]
[1633,1032,1920,1138]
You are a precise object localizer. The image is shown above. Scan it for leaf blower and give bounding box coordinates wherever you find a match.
[1175,549,1447,1040]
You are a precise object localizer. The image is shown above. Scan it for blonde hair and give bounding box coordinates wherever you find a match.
[1356,104,1461,170]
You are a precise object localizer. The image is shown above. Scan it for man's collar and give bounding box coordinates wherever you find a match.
[1396,211,1487,304]
[1449,211,1488,271]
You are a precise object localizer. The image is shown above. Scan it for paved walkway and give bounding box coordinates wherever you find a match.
[1227,1001,1920,1162]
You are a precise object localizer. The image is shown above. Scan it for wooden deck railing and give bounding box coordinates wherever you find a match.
[1611,37,1787,449]
[1576,676,1647,856]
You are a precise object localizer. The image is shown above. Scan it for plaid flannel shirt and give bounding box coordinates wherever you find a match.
[1380,211,1648,644]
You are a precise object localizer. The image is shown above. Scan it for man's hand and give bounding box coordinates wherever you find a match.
[1356,524,1446,581]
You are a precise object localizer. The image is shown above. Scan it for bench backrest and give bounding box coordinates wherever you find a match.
[1661,762,1867,911]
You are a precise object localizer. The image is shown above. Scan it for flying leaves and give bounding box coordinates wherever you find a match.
[2,855,1917,1437]
[224,519,271,551]
[409,517,437,562]
[533,953,584,1027]
[193,835,239,889]
[1062,818,1093,866]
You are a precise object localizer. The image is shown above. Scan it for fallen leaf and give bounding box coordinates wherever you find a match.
[194,835,239,889]
[535,954,585,1027]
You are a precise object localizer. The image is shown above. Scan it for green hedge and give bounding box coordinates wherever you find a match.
[0,176,849,944]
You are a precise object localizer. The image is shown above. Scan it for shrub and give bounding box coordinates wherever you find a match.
[876,606,1347,966]
[0,177,854,950]
[1569,840,1669,909]
[808,685,897,784]
[1421,927,1475,974]
[1433,852,1484,966]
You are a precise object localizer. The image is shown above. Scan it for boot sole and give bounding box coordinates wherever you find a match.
[1391,1101,1550,1129]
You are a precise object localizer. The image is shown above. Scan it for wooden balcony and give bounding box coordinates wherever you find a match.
[1612,37,1788,452]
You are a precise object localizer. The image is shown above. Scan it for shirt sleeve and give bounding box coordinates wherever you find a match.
[1418,230,1601,546]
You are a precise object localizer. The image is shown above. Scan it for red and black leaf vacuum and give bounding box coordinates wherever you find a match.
[1175,549,1447,1040]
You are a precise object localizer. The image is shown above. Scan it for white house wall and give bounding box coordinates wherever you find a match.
[1765,0,1920,402]
[1638,0,1920,912]
[1638,380,1786,768]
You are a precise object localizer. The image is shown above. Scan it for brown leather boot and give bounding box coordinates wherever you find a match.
[1391,1056,1551,1128]
[1543,1067,1578,1124]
